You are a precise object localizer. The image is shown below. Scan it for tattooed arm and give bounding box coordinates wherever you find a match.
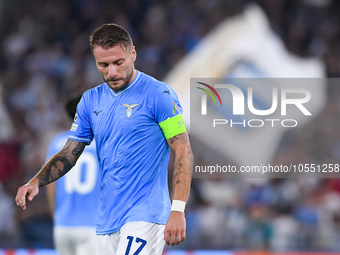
[164,132,192,246]
[167,133,192,202]
[15,139,86,210]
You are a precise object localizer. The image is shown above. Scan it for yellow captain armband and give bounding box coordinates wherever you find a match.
[159,114,187,139]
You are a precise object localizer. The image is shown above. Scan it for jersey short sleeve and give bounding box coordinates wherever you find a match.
[68,93,93,144]
[152,84,187,139]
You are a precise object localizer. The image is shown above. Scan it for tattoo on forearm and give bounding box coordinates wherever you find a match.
[169,136,179,144]
[37,140,86,188]
[72,142,85,157]
[174,154,184,184]
[175,178,181,184]
[61,139,72,152]
[38,157,72,188]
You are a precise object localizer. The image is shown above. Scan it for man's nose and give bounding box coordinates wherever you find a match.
[108,65,117,78]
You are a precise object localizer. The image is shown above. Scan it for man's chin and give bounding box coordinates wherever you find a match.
[107,81,127,92]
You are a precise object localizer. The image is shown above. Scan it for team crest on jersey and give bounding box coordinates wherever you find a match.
[122,104,140,118]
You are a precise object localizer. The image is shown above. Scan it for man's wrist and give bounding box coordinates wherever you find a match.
[28,178,39,188]
[171,200,186,212]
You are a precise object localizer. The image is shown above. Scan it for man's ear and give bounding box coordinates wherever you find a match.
[131,46,137,62]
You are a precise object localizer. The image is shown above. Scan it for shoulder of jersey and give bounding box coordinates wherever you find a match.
[141,75,173,96]
[81,83,107,99]
[87,83,107,94]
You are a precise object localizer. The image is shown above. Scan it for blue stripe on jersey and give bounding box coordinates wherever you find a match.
[69,71,184,234]
[47,131,100,227]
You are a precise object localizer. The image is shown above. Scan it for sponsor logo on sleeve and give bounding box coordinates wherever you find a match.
[71,123,78,132]
[173,102,180,115]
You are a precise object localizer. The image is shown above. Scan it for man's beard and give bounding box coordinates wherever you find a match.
[104,69,133,92]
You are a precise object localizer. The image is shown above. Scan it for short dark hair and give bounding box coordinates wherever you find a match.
[89,23,133,52]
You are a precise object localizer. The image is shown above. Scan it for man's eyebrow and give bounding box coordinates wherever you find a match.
[114,58,124,62]
[98,58,124,64]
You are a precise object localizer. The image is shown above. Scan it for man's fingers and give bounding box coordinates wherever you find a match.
[16,195,26,209]
[15,184,37,209]
[175,232,182,245]
[19,200,27,210]
[164,228,186,246]
[170,230,180,246]
[181,230,186,242]
[170,232,175,246]
[15,187,27,208]
[164,229,170,245]
[164,230,180,246]
[28,192,36,201]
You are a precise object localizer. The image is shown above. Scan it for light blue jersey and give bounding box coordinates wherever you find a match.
[69,71,185,235]
[47,131,100,227]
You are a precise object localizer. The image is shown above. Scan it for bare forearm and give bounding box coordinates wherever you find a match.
[31,139,86,188]
[46,182,56,217]
[172,145,192,202]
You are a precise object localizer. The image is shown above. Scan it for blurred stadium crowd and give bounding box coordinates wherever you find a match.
[1,0,340,252]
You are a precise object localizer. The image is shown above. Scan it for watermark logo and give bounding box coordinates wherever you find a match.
[198,82,311,116]
[196,82,312,128]
[196,82,222,115]
[190,78,326,170]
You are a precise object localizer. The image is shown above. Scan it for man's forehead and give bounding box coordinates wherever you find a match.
[93,44,131,59]
[94,43,131,52]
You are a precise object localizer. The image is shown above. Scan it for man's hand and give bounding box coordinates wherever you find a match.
[15,139,86,210]
[164,211,186,246]
[15,180,39,210]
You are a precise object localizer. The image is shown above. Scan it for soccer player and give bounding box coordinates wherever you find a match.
[15,23,192,255]
[45,95,100,255]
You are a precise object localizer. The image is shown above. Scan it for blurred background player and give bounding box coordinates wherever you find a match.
[46,94,100,255]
